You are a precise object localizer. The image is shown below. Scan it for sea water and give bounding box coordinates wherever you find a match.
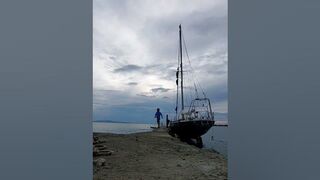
[202,126,228,157]
[93,121,227,157]
[93,122,153,134]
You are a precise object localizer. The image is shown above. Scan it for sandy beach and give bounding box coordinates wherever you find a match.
[93,128,227,180]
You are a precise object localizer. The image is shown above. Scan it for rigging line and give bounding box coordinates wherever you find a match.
[182,32,207,98]
[184,76,189,108]
[194,82,199,98]
[181,32,197,84]
[185,65,194,105]
[180,34,195,104]
[185,61,198,98]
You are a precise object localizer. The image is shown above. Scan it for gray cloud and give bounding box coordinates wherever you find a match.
[151,87,171,93]
[136,93,156,98]
[93,0,228,122]
[113,64,143,73]
[127,82,138,86]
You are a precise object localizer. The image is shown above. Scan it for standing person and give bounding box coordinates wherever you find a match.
[154,108,163,128]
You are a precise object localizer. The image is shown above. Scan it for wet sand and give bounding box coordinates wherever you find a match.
[93,128,227,180]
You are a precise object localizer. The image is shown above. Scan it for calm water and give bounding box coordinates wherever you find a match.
[93,121,227,157]
[202,126,228,157]
[93,122,153,134]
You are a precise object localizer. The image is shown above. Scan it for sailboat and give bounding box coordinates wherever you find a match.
[168,25,215,147]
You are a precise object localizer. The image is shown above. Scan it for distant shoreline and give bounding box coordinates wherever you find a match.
[93,120,228,125]
[93,120,154,124]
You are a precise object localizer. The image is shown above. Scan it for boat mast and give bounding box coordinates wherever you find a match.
[179,24,184,110]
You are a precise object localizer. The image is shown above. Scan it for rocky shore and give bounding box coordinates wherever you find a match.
[93,128,227,180]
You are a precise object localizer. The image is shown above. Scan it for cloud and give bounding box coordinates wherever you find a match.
[151,87,171,93]
[93,0,228,122]
[113,64,143,73]
[136,93,156,98]
[127,82,138,86]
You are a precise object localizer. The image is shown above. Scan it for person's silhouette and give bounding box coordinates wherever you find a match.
[154,108,163,128]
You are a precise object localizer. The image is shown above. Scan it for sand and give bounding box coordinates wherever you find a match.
[93,128,227,180]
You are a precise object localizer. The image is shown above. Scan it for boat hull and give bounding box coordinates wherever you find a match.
[168,120,214,139]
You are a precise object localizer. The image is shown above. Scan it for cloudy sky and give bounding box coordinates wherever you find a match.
[93,0,228,123]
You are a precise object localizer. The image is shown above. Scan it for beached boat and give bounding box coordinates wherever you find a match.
[168,25,215,147]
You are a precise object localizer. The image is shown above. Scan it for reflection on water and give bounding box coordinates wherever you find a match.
[93,122,227,157]
[202,126,228,157]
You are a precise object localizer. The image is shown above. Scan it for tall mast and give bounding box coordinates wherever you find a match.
[179,24,184,110]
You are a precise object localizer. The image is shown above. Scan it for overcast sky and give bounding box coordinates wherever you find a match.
[93,0,228,123]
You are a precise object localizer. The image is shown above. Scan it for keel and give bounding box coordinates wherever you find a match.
[196,137,203,148]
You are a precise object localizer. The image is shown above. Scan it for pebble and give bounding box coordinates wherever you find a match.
[93,158,106,167]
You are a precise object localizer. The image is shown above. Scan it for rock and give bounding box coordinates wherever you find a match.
[93,137,106,145]
[93,136,99,141]
[93,148,114,156]
[100,146,108,150]
[95,145,107,150]
[93,147,100,156]
[103,165,111,169]
[95,144,104,148]
[93,158,106,167]
[99,150,114,156]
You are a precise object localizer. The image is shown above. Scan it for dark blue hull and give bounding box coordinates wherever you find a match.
[168,120,214,139]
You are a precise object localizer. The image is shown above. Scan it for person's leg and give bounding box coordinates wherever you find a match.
[157,119,160,128]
